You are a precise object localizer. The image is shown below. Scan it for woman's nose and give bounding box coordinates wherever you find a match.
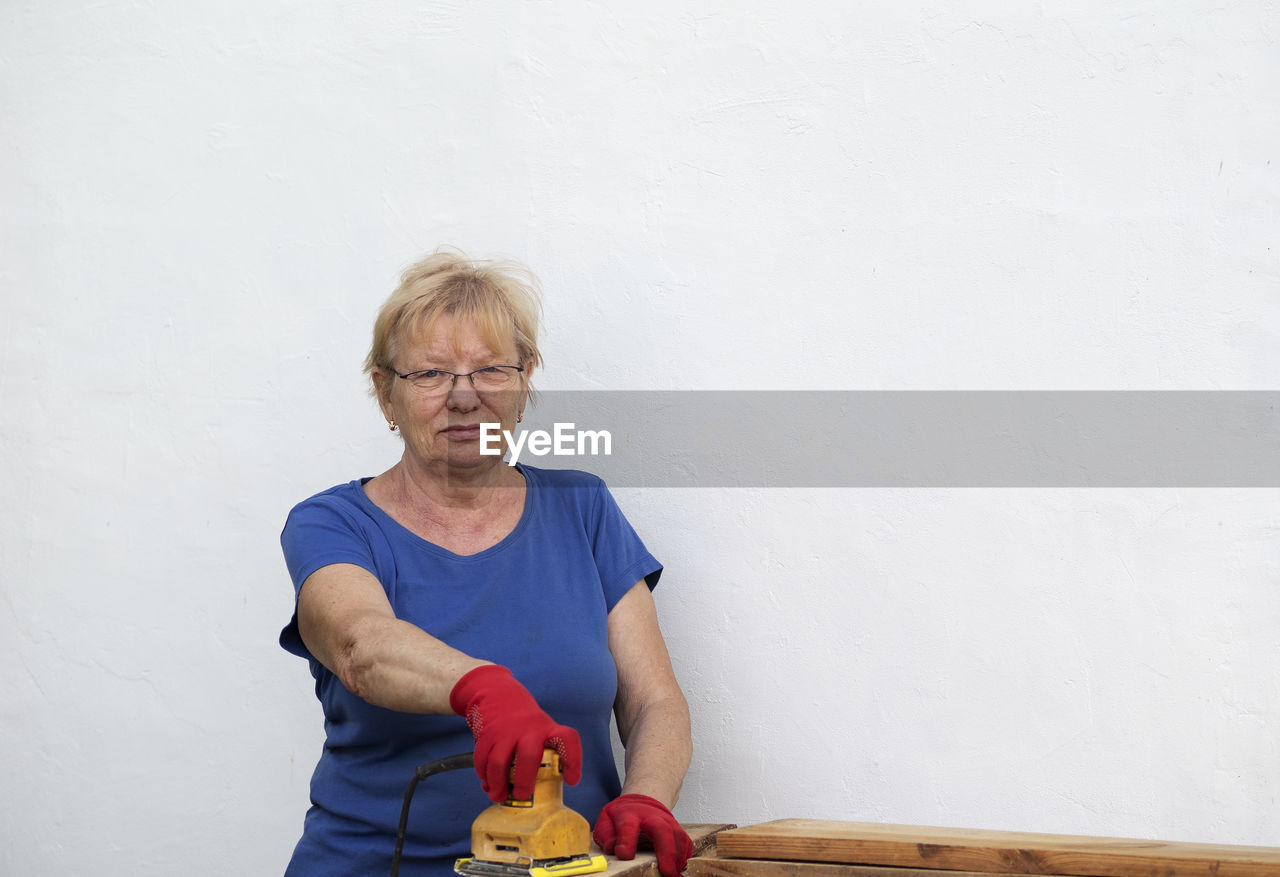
[446,376,480,408]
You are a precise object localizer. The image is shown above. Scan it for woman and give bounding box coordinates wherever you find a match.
[279,250,693,877]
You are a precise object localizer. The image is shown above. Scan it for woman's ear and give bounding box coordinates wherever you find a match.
[372,367,395,419]
[519,360,536,416]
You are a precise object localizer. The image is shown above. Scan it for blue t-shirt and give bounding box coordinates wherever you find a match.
[279,465,661,877]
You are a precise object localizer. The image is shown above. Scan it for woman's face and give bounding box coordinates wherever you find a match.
[376,313,528,477]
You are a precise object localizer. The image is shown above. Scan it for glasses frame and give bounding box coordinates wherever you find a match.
[392,364,525,393]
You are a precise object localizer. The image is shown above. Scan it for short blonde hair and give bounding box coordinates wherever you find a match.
[365,248,543,393]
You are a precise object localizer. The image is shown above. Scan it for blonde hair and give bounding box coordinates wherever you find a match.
[365,248,543,394]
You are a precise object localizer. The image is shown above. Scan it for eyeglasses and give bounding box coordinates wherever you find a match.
[392,364,524,393]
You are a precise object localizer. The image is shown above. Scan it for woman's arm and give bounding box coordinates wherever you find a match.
[295,562,582,802]
[296,562,488,713]
[607,580,692,807]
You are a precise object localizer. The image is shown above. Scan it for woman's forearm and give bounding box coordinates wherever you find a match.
[617,691,692,808]
[334,612,489,713]
[606,582,693,808]
[296,563,489,713]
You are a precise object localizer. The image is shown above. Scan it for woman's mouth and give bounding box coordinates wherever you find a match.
[443,424,482,440]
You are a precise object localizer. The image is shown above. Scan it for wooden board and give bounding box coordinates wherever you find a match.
[599,823,736,877]
[714,819,1280,877]
[687,855,1075,877]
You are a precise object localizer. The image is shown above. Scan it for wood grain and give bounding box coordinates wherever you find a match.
[715,819,1280,877]
[598,823,736,877]
[687,855,1073,877]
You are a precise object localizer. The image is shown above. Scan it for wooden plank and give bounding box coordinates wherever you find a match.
[687,854,1074,877]
[715,819,1280,877]
[599,823,736,877]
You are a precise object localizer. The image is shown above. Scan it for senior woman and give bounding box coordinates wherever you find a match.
[279,250,693,877]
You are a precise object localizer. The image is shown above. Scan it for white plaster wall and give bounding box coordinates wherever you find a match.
[3,2,1278,874]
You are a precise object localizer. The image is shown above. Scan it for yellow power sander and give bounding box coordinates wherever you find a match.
[455,748,607,877]
[391,748,607,877]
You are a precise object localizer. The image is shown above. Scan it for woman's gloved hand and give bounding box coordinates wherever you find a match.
[593,794,693,877]
[449,664,582,802]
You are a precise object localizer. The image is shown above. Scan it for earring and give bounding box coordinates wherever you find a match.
[516,412,523,423]
[388,420,398,432]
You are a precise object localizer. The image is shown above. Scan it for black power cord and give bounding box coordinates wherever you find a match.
[390,752,475,877]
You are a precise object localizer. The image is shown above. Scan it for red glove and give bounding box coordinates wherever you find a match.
[593,794,693,877]
[449,664,582,802]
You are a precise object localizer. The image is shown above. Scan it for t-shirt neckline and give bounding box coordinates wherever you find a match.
[351,464,535,561]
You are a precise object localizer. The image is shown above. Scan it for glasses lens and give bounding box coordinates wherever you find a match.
[407,370,450,392]
[472,367,516,388]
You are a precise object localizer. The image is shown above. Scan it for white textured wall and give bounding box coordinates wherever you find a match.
[4,3,1278,874]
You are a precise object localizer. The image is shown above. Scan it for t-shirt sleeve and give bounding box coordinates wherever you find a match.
[587,480,662,611]
[278,495,380,658]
